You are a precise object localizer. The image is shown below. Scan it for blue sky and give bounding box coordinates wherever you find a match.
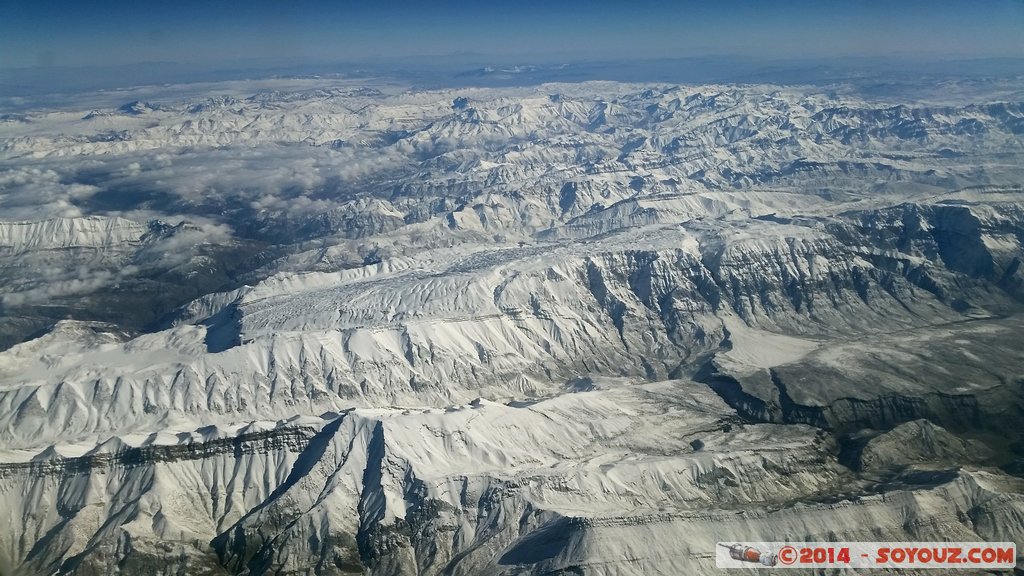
[1,0,1022,69]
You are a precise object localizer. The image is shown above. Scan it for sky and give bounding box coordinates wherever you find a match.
[1,0,1023,70]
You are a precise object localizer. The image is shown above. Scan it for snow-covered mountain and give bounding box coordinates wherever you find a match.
[0,78,1022,575]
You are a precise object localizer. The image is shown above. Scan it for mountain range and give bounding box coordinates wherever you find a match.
[0,76,1022,575]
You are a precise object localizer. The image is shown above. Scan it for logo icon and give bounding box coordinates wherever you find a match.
[719,543,779,567]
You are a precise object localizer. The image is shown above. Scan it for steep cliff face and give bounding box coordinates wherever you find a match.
[701,313,1024,436]
[0,422,331,576]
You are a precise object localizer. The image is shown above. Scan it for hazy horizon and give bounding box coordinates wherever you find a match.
[2,0,1022,71]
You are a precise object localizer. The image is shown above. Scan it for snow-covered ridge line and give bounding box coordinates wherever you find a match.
[0,216,144,252]
[0,424,322,477]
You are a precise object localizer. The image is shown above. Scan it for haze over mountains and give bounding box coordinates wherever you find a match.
[0,67,1023,574]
